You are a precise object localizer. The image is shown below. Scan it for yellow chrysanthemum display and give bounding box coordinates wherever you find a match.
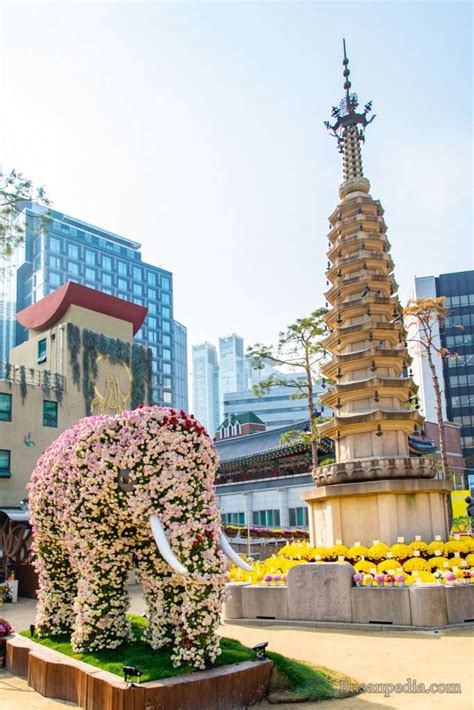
[426,556,450,570]
[389,543,412,560]
[354,560,375,573]
[402,558,430,573]
[227,536,474,586]
[346,545,369,560]
[367,543,390,560]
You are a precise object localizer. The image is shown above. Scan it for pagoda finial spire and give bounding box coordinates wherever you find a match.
[324,39,376,181]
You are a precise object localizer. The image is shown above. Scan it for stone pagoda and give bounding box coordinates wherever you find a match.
[303,41,451,545]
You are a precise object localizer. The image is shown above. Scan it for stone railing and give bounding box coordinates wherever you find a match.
[313,455,437,486]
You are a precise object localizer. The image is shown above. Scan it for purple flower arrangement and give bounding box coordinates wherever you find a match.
[0,616,13,637]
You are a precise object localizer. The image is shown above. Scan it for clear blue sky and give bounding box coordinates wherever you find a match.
[1,2,472,366]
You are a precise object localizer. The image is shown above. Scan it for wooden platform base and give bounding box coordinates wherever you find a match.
[6,635,273,710]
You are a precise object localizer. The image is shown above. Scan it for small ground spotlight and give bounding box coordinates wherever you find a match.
[252,642,268,660]
[123,665,142,688]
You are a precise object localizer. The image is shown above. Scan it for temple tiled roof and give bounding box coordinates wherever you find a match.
[215,420,333,469]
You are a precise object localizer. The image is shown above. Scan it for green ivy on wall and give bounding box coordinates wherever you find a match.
[54,373,64,404]
[72,327,153,415]
[67,323,81,389]
[42,370,51,396]
[19,366,27,403]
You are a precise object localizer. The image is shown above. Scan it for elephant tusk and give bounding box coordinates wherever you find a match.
[219,532,253,572]
[150,515,188,575]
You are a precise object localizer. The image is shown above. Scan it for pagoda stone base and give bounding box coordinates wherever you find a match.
[302,478,451,547]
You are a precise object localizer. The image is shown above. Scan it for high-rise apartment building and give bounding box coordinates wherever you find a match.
[192,342,220,435]
[173,321,189,411]
[6,203,188,409]
[223,373,328,430]
[218,335,245,414]
[410,271,474,482]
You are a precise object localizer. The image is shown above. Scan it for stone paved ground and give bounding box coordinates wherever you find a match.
[1,590,473,709]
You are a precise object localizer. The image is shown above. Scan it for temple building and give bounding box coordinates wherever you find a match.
[303,42,451,545]
[0,282,152,506]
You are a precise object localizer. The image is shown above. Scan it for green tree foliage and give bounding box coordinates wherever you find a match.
[0,167,51,261]
[247,308,329,470]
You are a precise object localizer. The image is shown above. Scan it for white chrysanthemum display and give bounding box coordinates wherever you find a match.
[28,406,227,668]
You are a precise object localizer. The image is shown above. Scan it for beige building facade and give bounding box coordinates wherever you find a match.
[0,281,150,506]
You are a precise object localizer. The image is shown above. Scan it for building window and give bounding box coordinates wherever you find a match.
[37,338,47,364]
[162,306,171,319]
[85,267,96,281]
[289,507,309,527]
[221,512,245,525]
[117,278,127,291]
[68,243,79,259]
[147,272,157,286]
[133,283,143,296]
[0,393,12,422]
[117,261,127,276]
[162,292,171,305]
[49,255,61,269]
[163,391,172,403]
[148,288,157,301]
[103,273,113,287]
[162,334,171,347]
[68,261,79,276]
[43,400,58,427]
[163,376,172,388]
[163,363,172,374]
[49,271,61,287]
[161,275,171,290]
[49,237,61,253]
[133,267,142,281]
[0,450,11,478]
[102,256,113,271]
[85,249,96,265]
[162,320,171,332]
[252,509,280,527]
[163,348,172,361]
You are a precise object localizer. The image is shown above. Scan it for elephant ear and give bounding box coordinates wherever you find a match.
[149,515,188,575]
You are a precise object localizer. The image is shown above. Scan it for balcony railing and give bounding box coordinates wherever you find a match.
[0,361,65,391]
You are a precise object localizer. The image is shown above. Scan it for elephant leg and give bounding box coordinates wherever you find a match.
[169,577,225,669]
[35,534,77,637]
[134,542,177,650]
[70,540,131,653]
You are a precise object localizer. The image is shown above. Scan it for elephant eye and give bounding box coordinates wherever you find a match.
[118,469,134,492]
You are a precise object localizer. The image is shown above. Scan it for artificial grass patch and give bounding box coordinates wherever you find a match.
[20,615,255,682]
[20,614,360,702]
[266,650,360,703]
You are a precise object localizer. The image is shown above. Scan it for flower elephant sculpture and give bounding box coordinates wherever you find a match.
[28,406,251,668]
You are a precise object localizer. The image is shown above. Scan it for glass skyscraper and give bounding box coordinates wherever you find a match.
[412,270,474,483]
[9,203,188,410]
[218,334,245,420]
[192,342,220,435]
